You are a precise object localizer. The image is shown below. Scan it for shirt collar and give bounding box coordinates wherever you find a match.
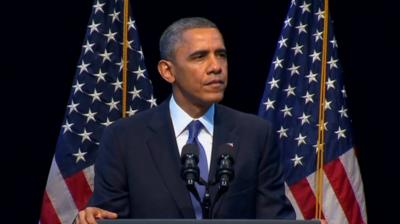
[169,96,214,138]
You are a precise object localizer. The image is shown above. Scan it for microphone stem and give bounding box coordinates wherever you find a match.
[202,184,211,219]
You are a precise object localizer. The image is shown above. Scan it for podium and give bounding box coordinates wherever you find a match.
[98,220,320,224]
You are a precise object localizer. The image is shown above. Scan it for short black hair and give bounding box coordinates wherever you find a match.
[159,17,219,60]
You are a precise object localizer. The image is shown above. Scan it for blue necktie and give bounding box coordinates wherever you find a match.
[186,120,208,219]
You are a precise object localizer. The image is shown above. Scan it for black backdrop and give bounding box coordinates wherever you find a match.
[2,0,399,223]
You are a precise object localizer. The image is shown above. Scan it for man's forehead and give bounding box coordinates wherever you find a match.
[181,28,223,41]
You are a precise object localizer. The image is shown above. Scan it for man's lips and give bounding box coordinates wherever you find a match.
[205,79,225,85]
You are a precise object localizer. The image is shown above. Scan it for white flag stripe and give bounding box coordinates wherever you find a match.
[340,149,368,223]
[83,165,95,191]
[306,169,348,223]
[322,172,348,224]
[46,158,78,224]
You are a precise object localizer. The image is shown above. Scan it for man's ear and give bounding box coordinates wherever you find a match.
[158,59,175,84]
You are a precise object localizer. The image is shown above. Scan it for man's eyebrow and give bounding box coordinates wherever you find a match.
[215,48,227,54]
[188,48,227,58]
[188,50,208,58]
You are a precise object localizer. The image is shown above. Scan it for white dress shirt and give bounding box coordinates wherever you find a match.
[169,96,214,170]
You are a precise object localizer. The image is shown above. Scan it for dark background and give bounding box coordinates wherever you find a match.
[2,0,399,223]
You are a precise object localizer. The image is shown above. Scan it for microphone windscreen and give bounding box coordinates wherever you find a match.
[181,143,199,158]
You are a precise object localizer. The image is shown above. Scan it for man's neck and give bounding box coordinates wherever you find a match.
[172,95,211,119]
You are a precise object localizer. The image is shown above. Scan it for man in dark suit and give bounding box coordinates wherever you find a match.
[76,17,295,224]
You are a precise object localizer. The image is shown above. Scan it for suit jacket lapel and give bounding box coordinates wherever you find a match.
[209,104,239,217]
[146,101,195,218]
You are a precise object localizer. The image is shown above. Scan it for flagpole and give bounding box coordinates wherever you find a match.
[122,0,129,118]
[315,0,330,219]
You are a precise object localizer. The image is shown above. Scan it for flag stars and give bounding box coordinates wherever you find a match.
[124,40,136,51]
[108,9,121,23]
[73,148,87,163]
[93,0,105,14]
[287,63,301,76]
[281,105,293,117]
[342,88,348,98]
[104,29,117,43]
[83,109,97,123]
[77,60,90,74]
[313,143,324,153]
[72,80,85,94]
[326,78,336,90]
[295,22,308,34]
[268,78,280,89]
[101,118,114,127]
[324,99,332,110]
[120,39,134,50]
[263,98,275,111]
[315,8,325,21]
[67,100,80,114]
[78,128,93,143]
[133,66,146,80]
[278,36,288,48]
[272,57,284,69]
[112,78,123,92]
[317,122,328,131]
[284,17,292,28]
[306,71,318,83]
[128,17,136,30]
[106,98,120,112]
[89,89,103,103]
[126,106,139,117]
[313,30,323,42]
[291,154,304,167]
[284,85,296,97]
[99,49,113,63]
[327,57,339,69]
[137,47,144,60]
[82,40,95,54]
[335,126,347,139]
[330,37,338,48]
[309,50,321,62]
[277,126,288,139]
[302,91,315,104]
[298,113,311,125]
[299,1,311,14]
[147,95,157,108]
[339,106,349,118]
[129,86,142,100]
[115,60,124,73]
[295,133,307,146]
[291,43,304,55]
[62,120,74,134]
[88,20,100,34]
[127,40,134,50]
[93,69,107,83]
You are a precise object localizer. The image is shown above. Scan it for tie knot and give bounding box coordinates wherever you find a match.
[187,120,203,144]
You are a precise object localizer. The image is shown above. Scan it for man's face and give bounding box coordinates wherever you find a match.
[170,27,228,109]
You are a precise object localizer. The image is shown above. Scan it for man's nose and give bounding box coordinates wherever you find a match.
[207,55,223,75]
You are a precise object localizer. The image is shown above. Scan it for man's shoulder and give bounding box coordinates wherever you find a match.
[216,104,271,128]
[108,103,164,130]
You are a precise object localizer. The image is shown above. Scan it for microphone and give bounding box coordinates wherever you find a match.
[180,144,200,187]
[216,144,235,191]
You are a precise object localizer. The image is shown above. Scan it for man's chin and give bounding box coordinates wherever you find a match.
[206,94,224,104]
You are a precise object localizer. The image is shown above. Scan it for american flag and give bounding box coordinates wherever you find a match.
[39,0,156,223]
[258,0,367,223]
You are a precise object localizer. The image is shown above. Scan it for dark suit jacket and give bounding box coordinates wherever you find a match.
[88,100,294,219]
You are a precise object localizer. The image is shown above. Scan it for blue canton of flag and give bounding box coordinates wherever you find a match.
[40,0,156,223]
[258,0,366,223]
